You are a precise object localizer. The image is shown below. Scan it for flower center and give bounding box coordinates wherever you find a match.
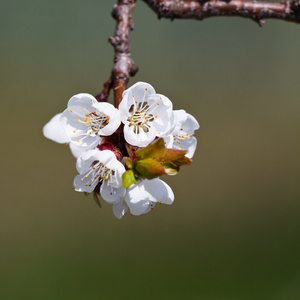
[128,102,154,134]
[82,161,114,187]
[78,111,110,134]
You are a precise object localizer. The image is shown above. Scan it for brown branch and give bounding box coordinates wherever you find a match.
[142,0,300,25]
[98,0,300,107]
[95,76,113,102]
[109,0,138,108]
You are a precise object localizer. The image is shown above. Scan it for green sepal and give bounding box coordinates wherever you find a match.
[135,158,167,179]
[163,148,192,166]
[124,157,133,169]
[171,156,192,166]
[135,138,165,160]
[122,170,138,188]
[163,148,186,162]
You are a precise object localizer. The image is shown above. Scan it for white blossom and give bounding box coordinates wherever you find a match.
[164,110,200,158]
[112,178,174,219]
[43,112,91,158]
[60,93,121,149]
[74,149,126,203]
[119,82,175,147]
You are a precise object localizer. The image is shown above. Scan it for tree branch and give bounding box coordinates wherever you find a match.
[142,0,300,26]
[109,0,138,108]
[97,0,300,107]
[95,76,113,102]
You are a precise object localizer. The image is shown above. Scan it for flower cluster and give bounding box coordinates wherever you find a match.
[43,82,199,218]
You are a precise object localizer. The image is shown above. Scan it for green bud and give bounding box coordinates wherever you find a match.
[135,158,166,179]
[122,170,138,188]
[124,157,133,169]
[135,138,165,160]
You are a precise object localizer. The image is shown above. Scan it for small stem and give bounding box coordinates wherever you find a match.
[95,76,113,102]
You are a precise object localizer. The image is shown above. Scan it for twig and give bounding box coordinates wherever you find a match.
[110,0,138,108]
[95,76,113,102]
[142,0,300,26]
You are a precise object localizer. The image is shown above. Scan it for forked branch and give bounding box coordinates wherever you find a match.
[98,0,300,107]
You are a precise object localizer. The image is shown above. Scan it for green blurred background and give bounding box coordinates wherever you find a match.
[1,1,300,299]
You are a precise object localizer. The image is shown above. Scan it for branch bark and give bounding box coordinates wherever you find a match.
[98,0,138,107]
[98,0,300,108]
[143,0,300,26]
[111,0,138,108]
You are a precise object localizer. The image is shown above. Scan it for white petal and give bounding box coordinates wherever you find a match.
[43,113,70,144]
[69,143,95,159]
[61,96,107,148]
[76,149,116,174]
[60,105,99,146]
[119,82,156,123]
[172,110,188,133]
[100,182,126,203]
[113,200,129,219]
[73,172,97,193]
[67,93,97,109]
[107,161,126,188]
[163,134,174,148]
[93,102,121,136]
[125,183,150,216]
[159,180,174,205]
[181,113,200,135]
[123,122,156,147]
[71,133,101,149]
[174,136,197,158]
[147,94,174,136]
[141,178,174,205]
[75,150,125,196]
[125,179,174,216]
[142,202,156,215]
